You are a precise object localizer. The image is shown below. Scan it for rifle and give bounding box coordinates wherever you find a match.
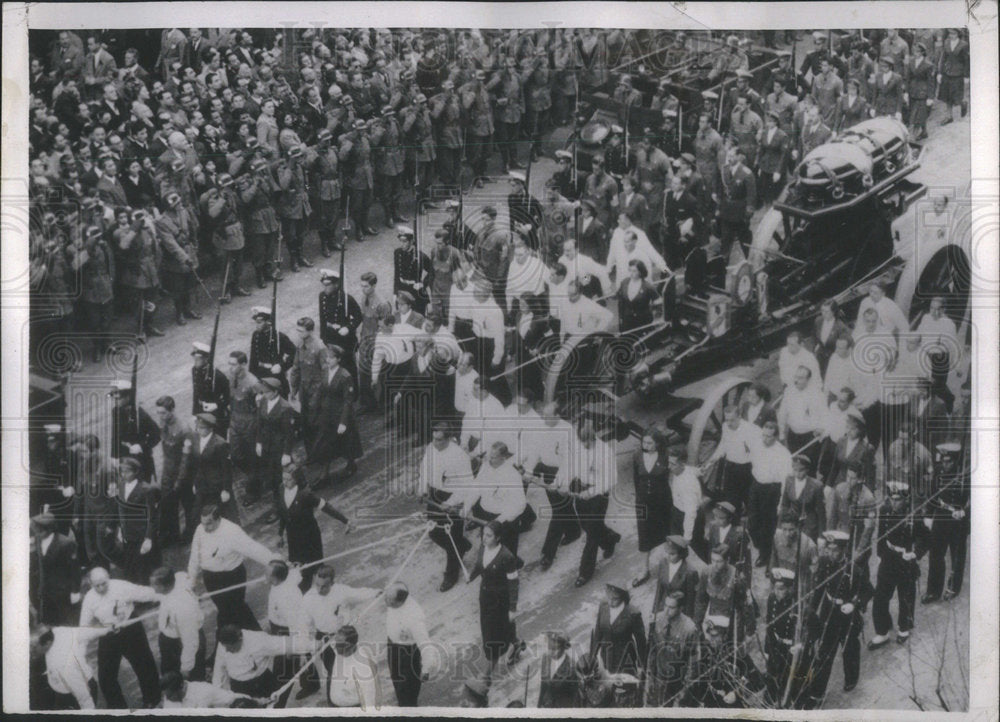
[677,103,683,152]
[340,220,348,310]
[270,268,279,358]
[780,515,806,708]
[207,257,232,394]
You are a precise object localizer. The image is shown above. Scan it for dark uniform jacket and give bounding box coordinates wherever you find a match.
[249,327,296,396]
[318,291,363,350]
[590,601,648,676]
[338,130,375,191]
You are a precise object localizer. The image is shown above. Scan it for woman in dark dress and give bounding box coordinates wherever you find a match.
[616,259,658,338]
[631,424,673,587]
[276,464,351,591]
[468,520,525,668]
[589,583,648,678]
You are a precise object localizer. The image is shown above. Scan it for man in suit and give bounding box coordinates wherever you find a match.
[650,535,700,617]
[706,501,752,582]
[311,344,363,484]
[826,412,877,491]
[253,377,296,522]
[577,199,609,264]
[756,111,789,206]
[113,456,161,584]
[188,412,238,527]
[289,317,327,459]
[870,55,904,120]
[739,383,777,428]
[716,147,756,261]
[778,454,826,542]
[29,511,81,626]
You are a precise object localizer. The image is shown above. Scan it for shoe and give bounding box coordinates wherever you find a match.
[867,634,890,650]
[145,325,165,337]
[185,309,203,320]
[631,572,650,587]
[322,246,333,258]
[343,460,357,478]
[290,257,300,272]
[560,532,581,546]
[364,226,379,236]
[176,314,188,326]
[896,631,910,644]
[296,683,319,700]
[916,130,928,141]
[298,255,314,268]
[843,681,857,692]
[272,270,284,282]
[539,557,553,571]
[220,293,232,304]
[510,161,524,170]
[574,575,591,588]
[943,588,958,601]
[439,575,458,593]
[941,117,953,125]
[233,286,251,297]
[921,593,940,605]
[603,534,620,560]
[393,214,409,223]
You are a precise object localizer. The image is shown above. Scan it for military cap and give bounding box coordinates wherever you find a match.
[886,480,910,496]
[320,268,340,283]
[715,500,736,516]
[251,306,272,320]
[705,614,731,632]
[666,535,689,550]
[736,69,754,79]
[610,124,624,134]
[195,412,218,427]
[399,69,414,81]
[508,169,527,183]
[165,191,182,206]
[813,31,828,41]
[777,49,792,58]
[380,105,395,117]
[341,95,354,105]
[823,530,851,545]
[316,129,333,142]
[702,90,719,101]
[396,224,415,237]
[766,110,780,122]
[662,108,678,118]
[792,454,812,467]
[110,379,132,393]
[119,456,142,472]
[217,173,234,188]
[261,377,282,390]
[444,198,461,210]
[770,567,796,584]
[171,158,187,172]
[397,290,416,305]
[554,149,573,161]
[44,423,63,436]
[191,342,210,357]
[726,35,740,47]
[32,511,57,529]
[351,119,366,130]
[85,225,103,240]
[414,93,428,103]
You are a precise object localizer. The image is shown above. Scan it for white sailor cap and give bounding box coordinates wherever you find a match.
[110,379,132,392]
[320,268,340,283]
[704,615,731,632]
[396,224,415,237]
[191,342,211,356]
[610,124,624,134]
[770,567,796,584]
[886,480,911,496]
[251,306,272,319]
[44,424,63,436]
[554,149,573,161]
[508,170,527,183]
[822,530,851,545]
[444,199,461,210]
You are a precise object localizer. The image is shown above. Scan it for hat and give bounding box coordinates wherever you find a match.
[165,191,182,206]
[43,423,63,436]
[320,268,340,283]
[704,614,730,632]
[617,74,632,86]
[792,454,811,467]
[396,224,414,237]
[381,105,395,117]
[508,170,527,183]
[415,93,427,103]
[32,511,57,529]
[777,49,792,58]
[261,377,282,390]
[554,149,573,161]
[352,119,366,130]
[475,68,487,79]
[879,55,894,66]
[110,379,132,393]
[119,456,142,472]
[397,290,416,305]
[935,441,962,455]
[85,225,103,240]
[823,530,851,545]
[666,535,688,550]
[679,152,696,165]
[195,412,217,427]
[702,90,719,101]
[316,129,333,142]
[547,630,571,646]
[610,124,624,135]
[662,108,678,118]
[249,158,269,173]
[191,341,210,357]
[770,567,796,584]
[813,31,828,41]
[444,198,461,210]
[886,480,910,496]
[217,173,234,188]
[399,69,414,81]
[726,35,740,47]
[605,583,630,602]
[766,110,780,122]
[715,501,736,516]
[736,69,753,79]
[251,306,272,320]
[326,344,345,359]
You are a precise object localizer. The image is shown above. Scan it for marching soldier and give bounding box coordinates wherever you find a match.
[339,119,378,239]
[237,158,283,286]
[370,106,407,228]
[191,341,231,439]
[288,317,327,457]
[393,225,431,314]
[204,174,251,300]
[460,69,495,185]
[430,79,463,194]
[108,379,161,484]
[276,144,313,271]
[507,169,544,253]
[806,530,873,706]
[763,568,809,707]
[308,129,343,255]
[487,54,525,172]
[154,193,200,327]
[522,47,552,162]
[402,94,436,207]
[688,615,764,708]
[248,306,296,399]
[317,268,363,378]
[923,442,969,603]
[551,148,586,201]
[716,147,756,261]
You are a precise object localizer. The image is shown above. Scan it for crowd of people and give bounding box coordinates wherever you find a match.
[26,25,971,710]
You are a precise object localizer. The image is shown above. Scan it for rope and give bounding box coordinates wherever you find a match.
[267,522,434,703]
[349,511,423,532]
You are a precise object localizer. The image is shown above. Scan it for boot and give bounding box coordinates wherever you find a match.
[145,323,165,337]
[321,240,333,258]
[290,255,300,272]
[184,297,202,319]
[297,253,314,268]
[175,306,188,325]
[256,267,267,289]
[232,285,251,297]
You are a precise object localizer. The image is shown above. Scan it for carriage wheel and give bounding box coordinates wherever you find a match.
[542,332,639,418]
[895,243,972,336]
[685,376,755,465]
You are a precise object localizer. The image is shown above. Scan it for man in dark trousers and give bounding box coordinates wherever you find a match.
[29,511,81,626]
[108,379,161,483]
[113,456,161,584]
[716,147,756,261]
[253,377,296,522]
[756,111,789,206]
[805,530,873,706]
[310,345,362,484]
[189,412,239,525]
[317,269,363,380]
[289,316,327,460]
[191,341,231,439]
[923,442,969,603]
[868,481,930,650]
[777,454,826,542]
[393,225,431,315]
[248,306,296,398]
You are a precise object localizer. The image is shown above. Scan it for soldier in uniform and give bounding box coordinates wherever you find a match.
[308,129,343,255]
[430,79,463,194]
[155,191,201,327]
[923,443,969,603]
[756,111,790,206]
[204,175,251,301]
[370,106,407,229]
[729,95,763,170]
[339,118,378,239]
[317,268,363,379]
[551,149,586,201]
[644,590,700,708]
[108,379,161,484]
[393,225,431,314]
[237,158,283,286]
[693,111,723,198]
[763,568,809,707]
[522,47,552,163]
[288,317,327,460]
[276,144,313,272]
[443,198,478,254]
[487,54,525,172]
[806,530,873,706]
[688,615,764,708]
[190,341,231,440]
[583,154,619,229]
[612,74,643,128]
[717,147,756,260]
[461,69,495,185]
[74,224,116,362]
[248,306,296,399]
[507,169,544,252]
[402,94,436,207]
[116,209,165,337]
[868,481,930,649]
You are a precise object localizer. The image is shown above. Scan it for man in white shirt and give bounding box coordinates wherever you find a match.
[558,238,612,298]
[778,366,827,464]
[856,282,908,338]
[384,583,437,706]
[211,624,317,706]
[301,564,380,681]
[606,212,668,281]
[150,567,206,682]
[264,561,317,703]
[160,670,255,708]
[777,330,821,389]
[420,421,476,591]
[747,420,793,566]
[823,335,859,402]
[453,352,479,419]
[916,295,960,402]
[79,567,162,708]
[460,376,507,462]
[371,316,415,404]
[327,625,380,709]
[704,405,757,517]
[547,262,572,334]
[32,624,107,709]
[463,441,527,555]
[559,280,615,340]
[468,281,509,403]
[505,236,548,314]
[187,504,281,631]
[667,447,703,544]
